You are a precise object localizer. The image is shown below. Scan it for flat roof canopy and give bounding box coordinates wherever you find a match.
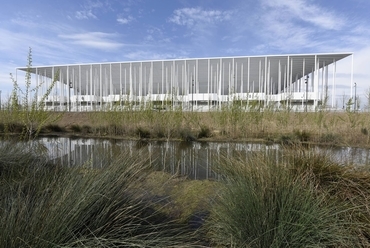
[17,53,352,87]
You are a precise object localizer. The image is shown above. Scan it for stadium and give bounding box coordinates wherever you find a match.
[17,52,353,111]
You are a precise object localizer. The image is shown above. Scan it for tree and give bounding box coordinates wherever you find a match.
[8,47,62,140]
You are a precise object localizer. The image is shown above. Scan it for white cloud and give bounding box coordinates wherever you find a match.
[225,48,242,54]
[74,0,107,20]
[75,10,97,20]
[241,0,359,53]
[59,32,124,50]
[124,50,187,61]
[261,0,345,30]
[117,16,133,24]
[169,7,232,27]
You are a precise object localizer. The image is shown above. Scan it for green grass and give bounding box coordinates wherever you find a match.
[205,147,369,247]
[0,142,199,247]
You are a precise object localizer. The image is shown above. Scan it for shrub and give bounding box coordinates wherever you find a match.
[5,122,24,133]
[70,124,82,132]
[81,125,92,134]
[278,134,297,145]
[135,126,151,139]
[197,126,212,139]
[361,127,368,135]
[43,124,65,132]
[180,128,196,142]
[294,129,311,142]
[319,133,341,144]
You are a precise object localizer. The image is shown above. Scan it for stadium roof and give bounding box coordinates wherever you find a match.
[17,53,353,90]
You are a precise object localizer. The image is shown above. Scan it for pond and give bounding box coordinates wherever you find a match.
[36,137,370,180]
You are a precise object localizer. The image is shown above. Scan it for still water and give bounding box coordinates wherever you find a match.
[37,137,370,180]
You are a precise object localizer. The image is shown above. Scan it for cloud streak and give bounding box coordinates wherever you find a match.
[262,0,345,30]
[117,15,134,24]
[169,7,232,27]
[59,32,124,50]
[75,9,97,20]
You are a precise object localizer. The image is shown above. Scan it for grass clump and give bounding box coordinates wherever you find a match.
[70,124,82,132]
[293,129,311,142]
[81,124,92,134]
[0,143,198,247]
[205,148,362,247]
[319,132,342,144]
[135,126,151,139]
[180,128,196,142]
[197,126,212,139]
[43,124,65,133]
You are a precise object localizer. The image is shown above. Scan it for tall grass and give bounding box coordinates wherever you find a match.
[205,147,370,247]
[0,142,199,247]
[43,107,370,147]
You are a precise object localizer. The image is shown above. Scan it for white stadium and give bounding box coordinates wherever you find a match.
[17,52,353,112]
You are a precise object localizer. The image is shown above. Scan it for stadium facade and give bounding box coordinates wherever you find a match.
[17,52,353,111]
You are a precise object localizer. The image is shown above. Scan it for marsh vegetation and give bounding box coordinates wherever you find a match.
[2,50,370,247]
[2,142,370,247]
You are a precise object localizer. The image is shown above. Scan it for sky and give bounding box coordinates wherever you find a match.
[0,0,369,108]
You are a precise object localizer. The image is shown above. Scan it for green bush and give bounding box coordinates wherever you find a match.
[294,129,311,142]
[319,133,342,144]
[135,126,151,139]
[197,126,212,139]
[70,124,82,132]
[43,124,65,132]
[361,127,368,135]
[180,128,196,142]
[81,124,92,134]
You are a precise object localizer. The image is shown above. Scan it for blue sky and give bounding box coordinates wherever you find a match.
[1,0,370,107]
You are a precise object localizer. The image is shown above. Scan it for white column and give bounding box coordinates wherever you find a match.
[278,60,281,107]
[110,63,113,97]
[119,63,122,107]
[350,54,354,99]
[247,57,250,105]
[52,67,55,110]
[207,59,210,109]
[67,66,70,111]
[332,59,336,108]
[240,63,243,95]
[264,57,267,105]
[99,64,102,110]
[161,61,164,97]
[60,70,64,110]
[314,55,319,107]
[151,61,153,96]
[79,65,82,111]
[90,65,93,108]
[129,63,133,101]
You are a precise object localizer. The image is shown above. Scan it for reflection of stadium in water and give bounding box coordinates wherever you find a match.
[39,137,370,180]
[40,137,281,179]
